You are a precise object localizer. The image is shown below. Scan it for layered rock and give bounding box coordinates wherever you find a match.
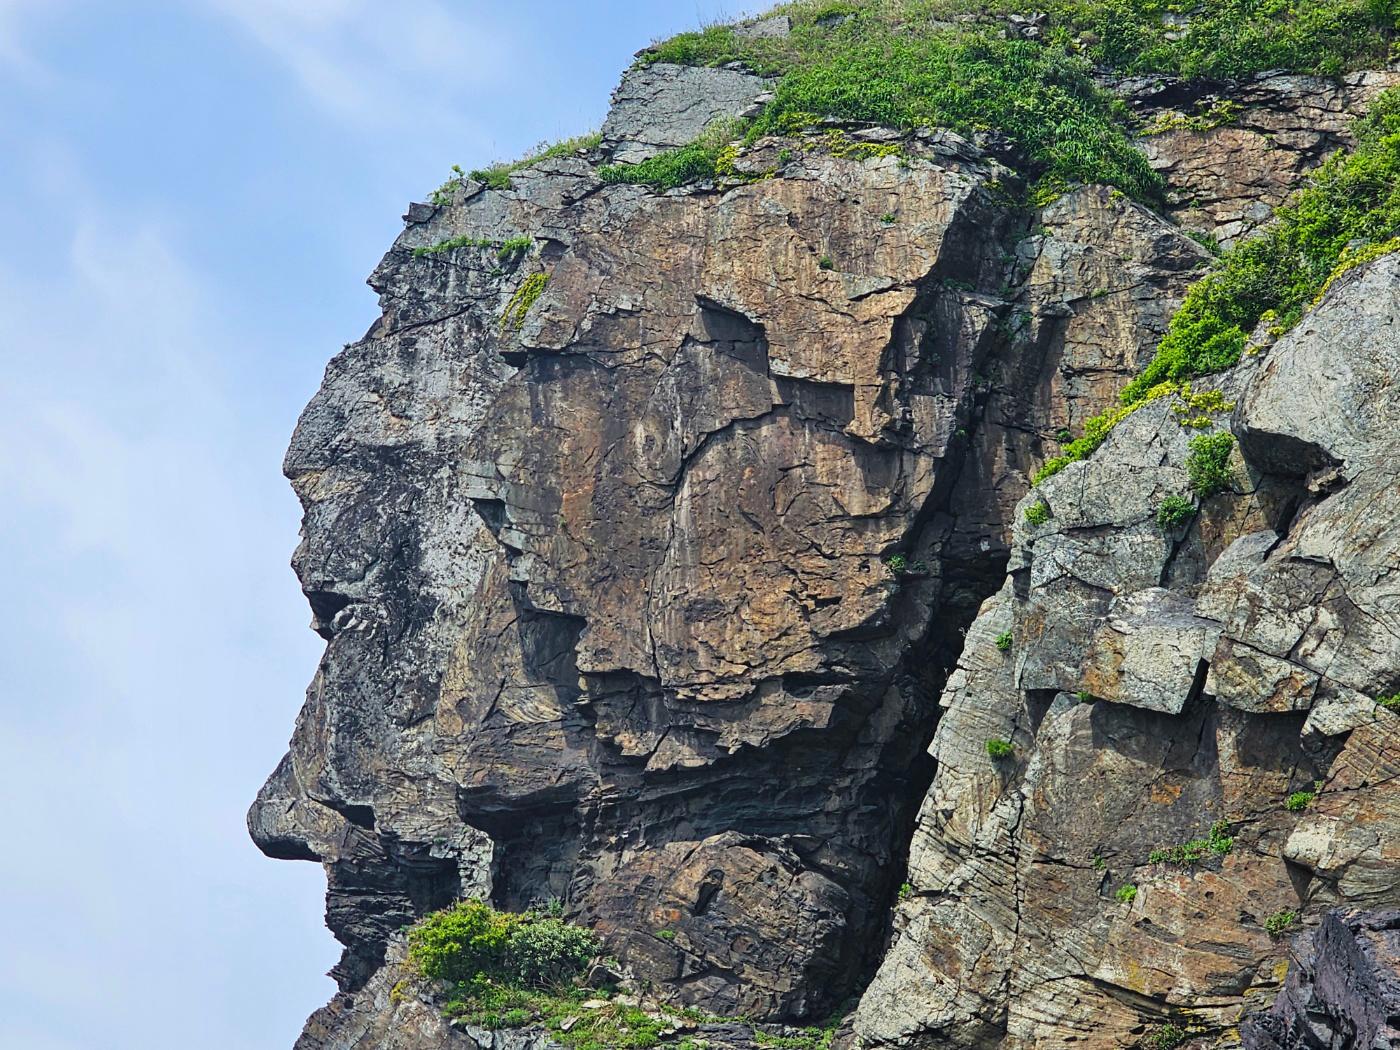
[254,36,1400,1050]
[854,254,1400,1049]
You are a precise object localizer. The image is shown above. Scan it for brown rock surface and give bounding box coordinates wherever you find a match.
[253,48,1400,1050]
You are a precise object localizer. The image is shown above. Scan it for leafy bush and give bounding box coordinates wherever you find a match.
[1115,884,1138,904]
[898,881,914,901]
[995,630,1013,652]
[1148,821,1234,865]
[885,553,908,573]
[1186,433,1236,499]
[1378,692,1400,711]
[1076,690,1093,703]
[1024,501,1051,526]
[1264,909,1300,938]
[1285,790,1316,812]
[507,918,599,986]
[1156,494,1196,531]
[407,900,598,989]
[986,738,1015,759]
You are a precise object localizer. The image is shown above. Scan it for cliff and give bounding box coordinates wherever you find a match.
[251,4,1400,1048]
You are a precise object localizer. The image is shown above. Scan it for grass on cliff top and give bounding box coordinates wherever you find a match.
[648,0,1397,81]
[1034,87,1400,483]
[620,0,1397,198]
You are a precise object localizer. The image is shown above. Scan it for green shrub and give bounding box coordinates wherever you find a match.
[506,917,598,986]
[1285,790,1316,812]
[986,738,1015,760]
[1377,693,1400,711]
[886,553,908,573]
[1115,884,1138,904]
[818,254,835,270]
[1148,821,1234,865]
[1076,690,1094,703]
[1264,909,1300,938]
[1024,501,1051,526]
[995,631,1013,652]
[408,899,518,984]
[1186,433,1236,499]
[898,881,914,901]
[407,900,598,989]
[654,928,676,941]
[1156,494,1196,531]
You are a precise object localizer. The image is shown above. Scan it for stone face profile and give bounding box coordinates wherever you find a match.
[252,14,1400,1049]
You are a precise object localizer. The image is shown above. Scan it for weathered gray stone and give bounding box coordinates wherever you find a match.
[601,63,771,163]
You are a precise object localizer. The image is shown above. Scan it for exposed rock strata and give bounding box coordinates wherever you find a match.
[255,49,1400,1050]
[853,254,1400,1049]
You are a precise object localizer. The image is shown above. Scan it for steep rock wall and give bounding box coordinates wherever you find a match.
[253,35,1400,1050]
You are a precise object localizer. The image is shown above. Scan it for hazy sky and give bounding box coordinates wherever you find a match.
[0,3,761,1047]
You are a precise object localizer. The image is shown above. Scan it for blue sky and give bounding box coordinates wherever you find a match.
[0,3,761,1047]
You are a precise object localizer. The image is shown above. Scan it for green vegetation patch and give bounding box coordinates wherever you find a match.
[1024,501,1051,526]
[1285,790,1316,812]
[1114,884,1138,904]
[995,630,1013,653]
[408,899,597,988]
[1264,909,1300,938]
[1148,820,1234,866]
[1379,693,1400,711]
[1156,494,1195,531]
[1123,91,1400,402]
[633,0,1400,200]
[501,272,550,331]
[986,738,1015,759]
[469,132,604,191]
[1186,432,1236,500]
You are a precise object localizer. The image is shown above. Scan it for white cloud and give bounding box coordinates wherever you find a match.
[204,0,509,131]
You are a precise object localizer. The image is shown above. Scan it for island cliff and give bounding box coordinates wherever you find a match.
[252,5,1400,1047]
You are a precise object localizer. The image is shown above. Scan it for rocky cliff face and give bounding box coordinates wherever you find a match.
[253,14,1400,1050]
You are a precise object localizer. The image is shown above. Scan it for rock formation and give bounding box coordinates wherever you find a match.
[253,8,1400,1048]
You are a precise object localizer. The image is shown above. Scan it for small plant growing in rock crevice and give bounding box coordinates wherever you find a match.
[501,272,549,331]
[1186,432,1236,499]
[1264,910,1300,939]
[1148,821,1234,865]
[1285,790,1316,812]
[1150,1023,1190,1050]
[1156,493,1196,531]
[1377,693,1400,711]
[1115,884,1138,904]
[995,631,1013,653]
[986,738,1015,760]
[1024,501,1051,526]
